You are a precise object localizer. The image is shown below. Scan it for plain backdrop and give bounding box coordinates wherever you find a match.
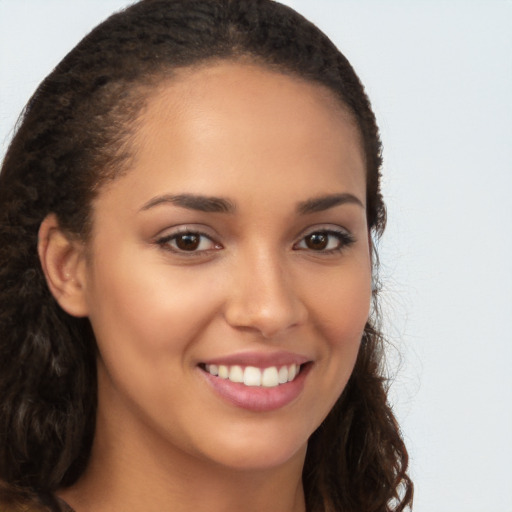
[1,1,511,511]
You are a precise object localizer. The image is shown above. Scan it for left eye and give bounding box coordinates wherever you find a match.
[294,230,354,252]
[158,232,218,252]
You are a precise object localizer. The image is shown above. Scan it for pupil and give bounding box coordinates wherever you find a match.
[307,233,328,250]
[176,234,200,251]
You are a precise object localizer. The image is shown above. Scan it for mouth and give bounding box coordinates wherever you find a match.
[199,362,305,388]
[197,353,312,411]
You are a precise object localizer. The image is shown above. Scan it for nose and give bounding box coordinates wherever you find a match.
[223,248,307,339]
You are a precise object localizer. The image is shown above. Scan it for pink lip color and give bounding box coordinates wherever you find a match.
[199,362,311,412]
[202,351,310,368]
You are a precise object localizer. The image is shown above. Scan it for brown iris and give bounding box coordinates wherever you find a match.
[304,232,329,250]
[175,233,201,251]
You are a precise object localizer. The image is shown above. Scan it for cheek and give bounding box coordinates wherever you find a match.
[85,257,223,371]
[85,260,225,433]
[303,257,371,407]
[309,259,372,346]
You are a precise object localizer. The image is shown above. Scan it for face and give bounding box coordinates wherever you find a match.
[80,62,371,472]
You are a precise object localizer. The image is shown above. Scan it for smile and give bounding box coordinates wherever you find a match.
[199,353,311,411]
[204,363,301,388]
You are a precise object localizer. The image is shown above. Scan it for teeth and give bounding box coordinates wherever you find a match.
[278,366,288,384]
[229,365,243,383]
[288,364,297,382]
[218,365,229,379]
[205,363,302,387]
[244,366,262,386]
[261,367,279,387]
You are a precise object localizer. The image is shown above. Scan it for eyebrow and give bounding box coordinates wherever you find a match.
[297,193,364,214]
[140,193,235,213]
[140,192,363,215]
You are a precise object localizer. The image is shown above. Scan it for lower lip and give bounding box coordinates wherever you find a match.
[199,364,311,412]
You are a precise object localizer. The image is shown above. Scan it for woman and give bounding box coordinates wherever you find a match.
[0,1,412,511]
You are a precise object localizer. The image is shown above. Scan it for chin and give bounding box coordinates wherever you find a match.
[196,429,309,472]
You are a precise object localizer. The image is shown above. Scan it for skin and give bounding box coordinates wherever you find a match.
[43,62,372,512]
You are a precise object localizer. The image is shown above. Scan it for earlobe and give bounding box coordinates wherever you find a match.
[38,214,89,317]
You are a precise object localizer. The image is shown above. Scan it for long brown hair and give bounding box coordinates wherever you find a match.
[0,1,412,510]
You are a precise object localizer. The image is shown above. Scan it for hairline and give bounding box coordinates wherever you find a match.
[83,54,366,240]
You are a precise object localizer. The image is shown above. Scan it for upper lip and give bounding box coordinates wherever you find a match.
[200,350,311,368]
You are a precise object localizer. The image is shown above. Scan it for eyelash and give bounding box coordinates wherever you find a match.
[293,228,355,254]
[155,227,355,255]
[156,229,221,255]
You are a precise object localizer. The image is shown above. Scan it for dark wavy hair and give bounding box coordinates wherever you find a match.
[0,1,413,510]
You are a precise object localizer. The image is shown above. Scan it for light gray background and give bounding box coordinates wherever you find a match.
[1,1,511,510]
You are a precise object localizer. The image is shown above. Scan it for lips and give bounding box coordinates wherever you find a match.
[198,352,312,412]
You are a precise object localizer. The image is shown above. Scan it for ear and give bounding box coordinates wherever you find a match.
[38,214,89,317]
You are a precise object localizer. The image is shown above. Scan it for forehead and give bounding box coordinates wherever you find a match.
[143,60,361,143]
[96,61,366,214]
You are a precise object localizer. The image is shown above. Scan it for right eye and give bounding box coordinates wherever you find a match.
[156,231,221,253]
